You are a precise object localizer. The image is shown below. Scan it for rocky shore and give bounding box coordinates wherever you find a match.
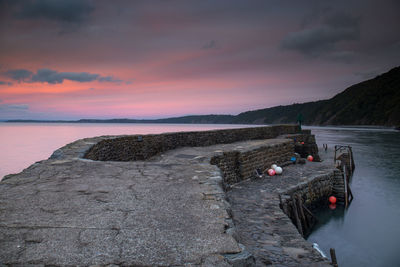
[0,126,333,266]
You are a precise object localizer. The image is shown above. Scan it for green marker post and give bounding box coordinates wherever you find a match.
[297,113,303,131]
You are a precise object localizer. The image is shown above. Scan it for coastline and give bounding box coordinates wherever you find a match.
[2,120,398,129]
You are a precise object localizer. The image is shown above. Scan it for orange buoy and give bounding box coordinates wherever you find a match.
[329,196,337,204]
[307,155,314,161]
[267,169,276,176]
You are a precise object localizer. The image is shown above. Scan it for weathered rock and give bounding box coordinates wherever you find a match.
[223,244,256,267]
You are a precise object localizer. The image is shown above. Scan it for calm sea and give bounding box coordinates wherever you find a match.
[305,126,400,267]
[0,123,399,266]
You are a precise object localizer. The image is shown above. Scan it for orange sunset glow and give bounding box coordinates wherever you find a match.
[1,0,399,120]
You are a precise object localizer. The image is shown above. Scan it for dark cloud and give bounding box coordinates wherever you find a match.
[0,81,12,86]
[202,40,217,50]
[3,68,120,84]
[1,1,399,120]
[31,68,99,84]
[0,103,29,111]
[13,0,95,23]
[3,69,33,82]
[0,103,30,119]
[98,76,122,83]
[281,12,360,57]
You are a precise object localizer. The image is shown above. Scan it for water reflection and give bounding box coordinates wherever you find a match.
[310,205,346,233]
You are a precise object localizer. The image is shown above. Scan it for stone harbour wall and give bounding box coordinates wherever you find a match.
[240,142,294,181]
[84,125,300,161]
[278,170,339,237]
[210,151,242,186]
[284,130,321,162]
[211,141,294,186]
[280,172,335,211]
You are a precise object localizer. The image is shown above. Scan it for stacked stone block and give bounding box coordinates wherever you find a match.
[211,141,294,186]
[84,125,300,161]
[284,131,321,162]
[279,172,335,236]
[280,172,335,213]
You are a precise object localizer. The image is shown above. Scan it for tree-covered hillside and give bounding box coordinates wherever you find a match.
[233,66,400,126]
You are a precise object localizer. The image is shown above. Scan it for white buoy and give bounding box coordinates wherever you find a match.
[275,166,283,174]
[271,164,278,169]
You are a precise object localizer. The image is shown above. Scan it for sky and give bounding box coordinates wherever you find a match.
[0,0,399,120]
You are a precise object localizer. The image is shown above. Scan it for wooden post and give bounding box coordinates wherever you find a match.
[292,198,303,236]
[302,204,316,220]
[343,165,348,208]
[334,145,337,164]
[282,198,289,215]
[297,195,308,231]
[302,204,317,229]
[348,147,353,176]
[330,248,338,267]
[348,183,354,202]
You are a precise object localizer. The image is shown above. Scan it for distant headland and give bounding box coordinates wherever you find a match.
[6,66,400,127]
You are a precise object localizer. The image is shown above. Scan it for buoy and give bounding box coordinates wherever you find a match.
[329,196,337,204]
[290,156,296,163]
[329,203,336,210]
[301,142,305,145]
[267,169,276,176]
[307,155,314,162]
[275,166,283,175]
[271,164,278,169]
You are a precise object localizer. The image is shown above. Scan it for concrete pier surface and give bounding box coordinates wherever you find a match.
[227,159,334,266]
[0,129,332,266]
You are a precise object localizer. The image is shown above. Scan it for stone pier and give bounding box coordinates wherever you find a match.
[0,126,333,266]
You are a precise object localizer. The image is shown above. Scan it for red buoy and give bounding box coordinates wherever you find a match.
[307,155,314,161]
[267,169,276,176]
[329,196,337,204]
